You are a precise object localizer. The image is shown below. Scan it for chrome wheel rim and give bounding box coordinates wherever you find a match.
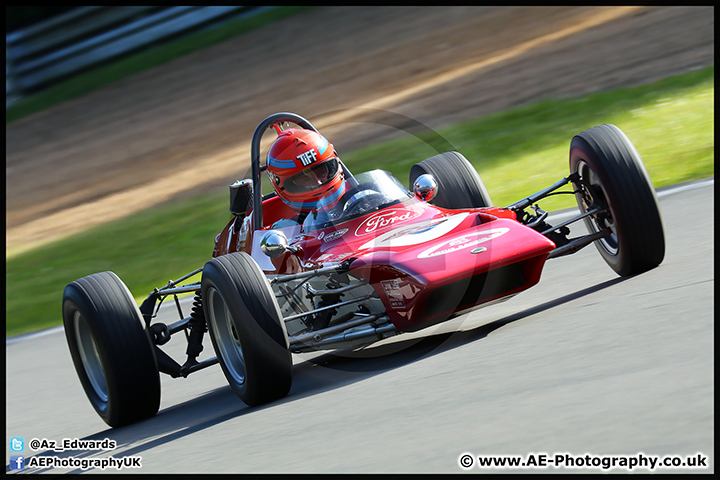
[73,311,108,402]
[207,287,246,385]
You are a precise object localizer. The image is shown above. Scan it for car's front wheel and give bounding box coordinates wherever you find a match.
[569,124,665,276]
[62,272,161,427]
[202,252,292,406]
[409,151,492,208]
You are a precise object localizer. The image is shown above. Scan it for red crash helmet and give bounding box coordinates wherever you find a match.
[266,128,346,212]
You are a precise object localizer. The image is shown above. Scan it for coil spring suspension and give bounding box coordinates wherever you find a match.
[190,291,205,324]
[183,290,207,371]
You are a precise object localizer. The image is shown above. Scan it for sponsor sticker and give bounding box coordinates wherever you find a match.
[297,148,317,166]
[417,228,509,258]
[381,279,405,308]
[355,208,422,236]
[321,228,349,243]
[315,251,355,264]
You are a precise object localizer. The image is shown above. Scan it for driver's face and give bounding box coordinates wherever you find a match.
[295,163,330,187]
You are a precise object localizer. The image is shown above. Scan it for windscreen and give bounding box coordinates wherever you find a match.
[302,170,415,232]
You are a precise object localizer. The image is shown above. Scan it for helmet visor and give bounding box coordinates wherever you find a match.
[284,158,339,194]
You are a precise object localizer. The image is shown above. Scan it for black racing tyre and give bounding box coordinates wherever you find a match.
[409,151,492,208]
[202,252,292,406]
[569,124,665,276]
[62,272,160,428]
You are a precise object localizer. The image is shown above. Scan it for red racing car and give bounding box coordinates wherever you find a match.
[62,112,665,427]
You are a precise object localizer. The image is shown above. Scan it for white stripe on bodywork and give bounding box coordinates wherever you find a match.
[358,212,469,250]
[417,227,510,259]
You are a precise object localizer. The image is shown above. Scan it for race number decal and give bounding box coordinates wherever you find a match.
[417,228,509,258]
[358,213,468,250]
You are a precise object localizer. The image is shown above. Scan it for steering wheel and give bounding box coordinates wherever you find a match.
[342,190,391,217]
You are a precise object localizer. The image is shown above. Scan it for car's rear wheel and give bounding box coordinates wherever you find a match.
[202,252,292,406]
[409,151,492,208]
[569,124,665,276]
[62,272,161,427]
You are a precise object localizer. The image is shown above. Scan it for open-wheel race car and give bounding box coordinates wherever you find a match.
[62,112,665,427]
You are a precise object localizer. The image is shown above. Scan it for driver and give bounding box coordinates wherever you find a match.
[266,128,348,227]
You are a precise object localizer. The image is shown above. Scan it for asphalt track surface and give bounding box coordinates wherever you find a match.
[5,178,714,474]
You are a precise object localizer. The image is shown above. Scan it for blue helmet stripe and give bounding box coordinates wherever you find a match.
[282,184,345,211]
[317,135,329,155]
[315,184,345,209]
[283,197,319,210]
[267,155,296,169]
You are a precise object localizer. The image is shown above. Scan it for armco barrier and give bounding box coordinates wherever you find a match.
[6,6,267,107]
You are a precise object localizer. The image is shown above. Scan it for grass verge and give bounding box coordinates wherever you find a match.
[341,67,714,212]
[6,66,713,337]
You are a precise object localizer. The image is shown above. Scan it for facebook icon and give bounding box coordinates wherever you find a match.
[10,455,25,470]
